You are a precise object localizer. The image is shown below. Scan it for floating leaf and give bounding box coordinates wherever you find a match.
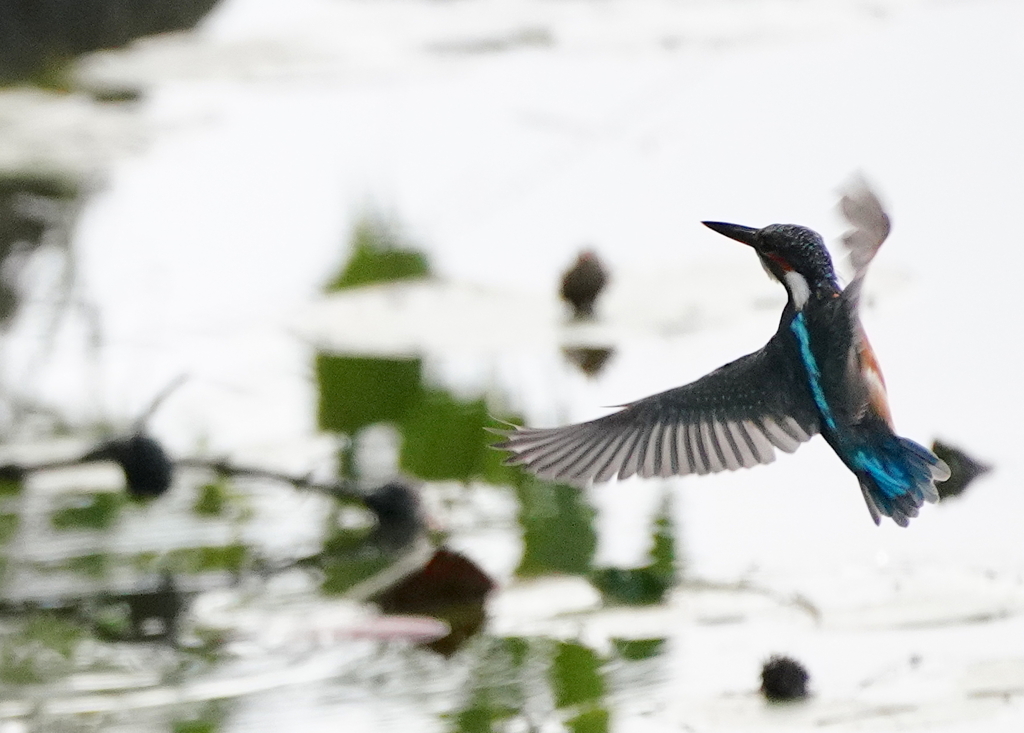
[372,548,494,656]
[552,641,604,708]
[400,390,488,481]
[591,568,668,606]
[612,638,666,661]
[932,439,992,500]
[0,613,85,684]
[326,214,431,292]
[170,544,246,574]
[193,480,229,517]
[567,707,609,733]
[0,475,23,497]
[51,492,124,530]
[67,553,108,578]
[320,555,392,595]
[0,513,18,543]
[316,354,423,435]
[174,722,218,733]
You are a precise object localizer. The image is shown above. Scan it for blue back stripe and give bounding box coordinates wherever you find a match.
[790,314,838,432]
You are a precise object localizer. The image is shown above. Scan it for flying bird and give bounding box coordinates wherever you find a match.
[495,182,948,526]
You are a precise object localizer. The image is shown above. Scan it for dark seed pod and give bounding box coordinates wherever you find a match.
[0,464,26,483]
[560,250,608,320]
[760,654,810,702]
[362,481,424,552]
[86,434,174,499]
[931,440,991,500]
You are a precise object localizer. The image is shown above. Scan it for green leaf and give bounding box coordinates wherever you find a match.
[551,641,604,708]
[66,552,109,578]
[51,492,124,530]
[320,555,392,595]
[567,707,610,733]
[591,567,670,606]
[0,613,86,684]
[0,513,18,543]
[193,480,229,517]
[515,479,596,577]
[170,544,247,574]
[400,390,489,481]
[325,214,431,292]
[173,721,218,733]
[591,495,677,605]
[316,354,423,435]
[612,637,666,661]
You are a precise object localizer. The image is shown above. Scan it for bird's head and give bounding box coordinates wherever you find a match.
[702,221,838,308]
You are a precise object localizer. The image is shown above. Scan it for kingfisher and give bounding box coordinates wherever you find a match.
[496,184,949,526]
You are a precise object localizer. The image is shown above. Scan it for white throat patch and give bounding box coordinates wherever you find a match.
[783,270,811,310]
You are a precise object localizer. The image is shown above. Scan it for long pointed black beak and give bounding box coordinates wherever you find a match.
[702,221,759,247]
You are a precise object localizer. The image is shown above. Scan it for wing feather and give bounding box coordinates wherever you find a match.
[672,421,691,475]
[639,423,663,478]
[618,423,647,480]
[495,334,819,484]
[726,421,757,468]
[701,419,727,472]
[595,429,635,483]
[540,426,609,481]
[715,420,742,470]
[688,421,708,474]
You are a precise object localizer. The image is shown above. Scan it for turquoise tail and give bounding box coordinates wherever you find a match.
[852,435,950,527]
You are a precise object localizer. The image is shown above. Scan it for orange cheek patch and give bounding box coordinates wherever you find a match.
[766,253,793,271]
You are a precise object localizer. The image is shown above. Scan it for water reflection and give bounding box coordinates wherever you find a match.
[0,172,79,325]
[561,346,615,378]
[0,174,685,731]
[372,548,494,657]
[0,349,640,727]
[0,170,87,438]
[592,495,676,606]
[0,611,86,684]
[516,477,597,577]
[444,633,663,733]
[97,572,184,642]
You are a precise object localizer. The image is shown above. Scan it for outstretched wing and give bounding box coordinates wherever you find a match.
[494,336,820,486]
[838,175,891,282]
[835,175,894,423]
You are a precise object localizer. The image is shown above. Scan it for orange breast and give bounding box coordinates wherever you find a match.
[857,330,893,427]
